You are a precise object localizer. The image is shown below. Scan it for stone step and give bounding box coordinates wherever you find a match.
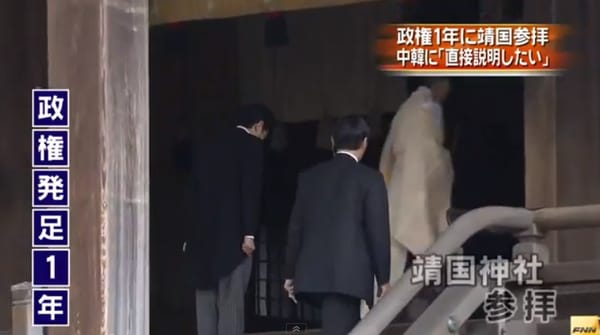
[245,319,496,335]
[248,318,572,335]
[247,285,600,335]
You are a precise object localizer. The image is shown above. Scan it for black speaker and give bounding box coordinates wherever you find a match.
[264,12,289,47]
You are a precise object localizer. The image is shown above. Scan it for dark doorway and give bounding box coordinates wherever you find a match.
[149,19,242,335]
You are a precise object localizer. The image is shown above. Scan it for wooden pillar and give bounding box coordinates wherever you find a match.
[525,0,600,261]
[46,0,149,334]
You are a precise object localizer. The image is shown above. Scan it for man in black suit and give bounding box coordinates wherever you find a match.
[283,116,391,335]
[186,104,273,335]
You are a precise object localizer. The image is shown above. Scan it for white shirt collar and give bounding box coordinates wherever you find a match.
[236,125,251,134]
[336,150,359,162]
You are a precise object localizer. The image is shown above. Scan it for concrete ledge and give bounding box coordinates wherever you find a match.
[11,282,31,306]
[11,282,43,335]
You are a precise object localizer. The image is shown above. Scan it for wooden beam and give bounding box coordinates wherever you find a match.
[150,0,383,24]
[47,0,149,334]
[524,0,600,262]
[540,261,600,285]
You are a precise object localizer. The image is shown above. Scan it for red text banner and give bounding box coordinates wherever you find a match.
[375,24,572,76]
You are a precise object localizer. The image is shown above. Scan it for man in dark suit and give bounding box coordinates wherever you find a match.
[283,116,391,335]
[186,104,273,335]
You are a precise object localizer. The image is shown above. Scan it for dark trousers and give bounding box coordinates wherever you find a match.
[321,293,361,335]
[195,256,252,335]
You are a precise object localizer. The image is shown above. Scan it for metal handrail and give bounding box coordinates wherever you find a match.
[349,204,600,335]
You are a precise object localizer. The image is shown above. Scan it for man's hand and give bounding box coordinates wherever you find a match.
[283,279,297,304]
[242,237,255,256]
[283,279,294,294]
[378,283,391,298]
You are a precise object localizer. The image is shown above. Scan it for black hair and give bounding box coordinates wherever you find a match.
[332,116,370,151]
[235,103,275,130]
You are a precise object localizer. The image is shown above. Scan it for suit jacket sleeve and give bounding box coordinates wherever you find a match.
[240,137,264,237]
[283,174,304,279]
[365,172,391,286]
[186,146,207,242]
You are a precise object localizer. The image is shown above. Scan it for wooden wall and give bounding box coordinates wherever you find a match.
[150,0,384,24]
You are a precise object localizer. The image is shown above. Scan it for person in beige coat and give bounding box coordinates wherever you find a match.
[381,78,453,284]
[360,78,454,318]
